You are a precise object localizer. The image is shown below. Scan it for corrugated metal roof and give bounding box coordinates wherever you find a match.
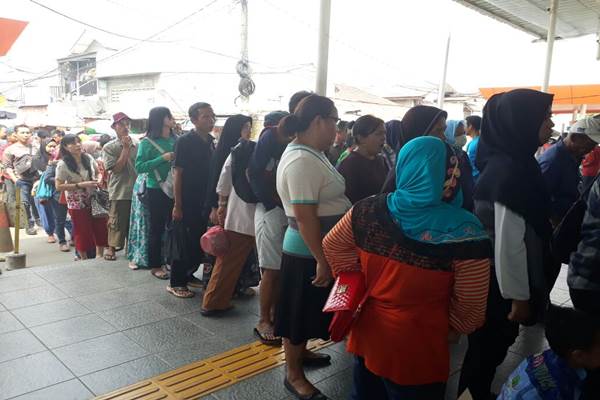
[454,0,600,39]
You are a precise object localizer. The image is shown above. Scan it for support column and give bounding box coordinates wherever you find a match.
[315,0,331,96]
[438,34,451,109]
[542,0,559,93]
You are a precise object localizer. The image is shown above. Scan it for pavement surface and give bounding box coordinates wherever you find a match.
[0,250,573,400]
[1,227,76,269]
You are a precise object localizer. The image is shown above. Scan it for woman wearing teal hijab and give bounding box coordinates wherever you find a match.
[323,136,491,399]
[387,136,484,244]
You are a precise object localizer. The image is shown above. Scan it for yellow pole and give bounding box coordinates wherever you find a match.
[14,188,20,254]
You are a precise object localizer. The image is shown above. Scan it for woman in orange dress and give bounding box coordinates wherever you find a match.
[323,136,492,399]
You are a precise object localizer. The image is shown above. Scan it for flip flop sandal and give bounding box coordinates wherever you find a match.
[103,253,117,261]
[253,328,282,346]
[166,286,195,298]
[151,268,169,280]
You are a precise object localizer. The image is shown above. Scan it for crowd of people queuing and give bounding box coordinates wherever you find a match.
[2,87,600,400]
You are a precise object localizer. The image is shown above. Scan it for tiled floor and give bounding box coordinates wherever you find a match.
[0,260,573,400]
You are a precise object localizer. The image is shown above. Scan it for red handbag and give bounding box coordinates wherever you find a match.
[323,266,385,342]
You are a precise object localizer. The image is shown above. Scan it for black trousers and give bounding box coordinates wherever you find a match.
[350,356,445,400]
[458,273,520,400]
[570,288,600,315]
[147,188,173,269]
[570,287,600,399]
[169,214,207,288]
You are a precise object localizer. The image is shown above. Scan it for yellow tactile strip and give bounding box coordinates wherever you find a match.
[96,339,332,400]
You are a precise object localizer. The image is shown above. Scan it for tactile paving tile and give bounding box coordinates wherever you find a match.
[96,339,332,400]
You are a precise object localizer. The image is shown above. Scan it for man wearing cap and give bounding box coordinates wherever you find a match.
[576,116,600,189]
[102,112,137,260]
[538,119,598,225]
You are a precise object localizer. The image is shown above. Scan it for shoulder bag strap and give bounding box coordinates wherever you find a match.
[144,138,167,183]
[145,138,166,154]
[557,170,600,228]
[580,170,600,200]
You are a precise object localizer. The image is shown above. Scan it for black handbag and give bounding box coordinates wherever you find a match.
[551,174,600,263]
[165,220,188,265]
[90,189,110,218]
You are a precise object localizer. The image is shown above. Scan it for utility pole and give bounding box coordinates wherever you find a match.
[438,34,451,109]
[315,0,331,96]
[542,0,559,92]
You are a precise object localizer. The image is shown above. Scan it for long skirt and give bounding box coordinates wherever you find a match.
[127,174,151,268]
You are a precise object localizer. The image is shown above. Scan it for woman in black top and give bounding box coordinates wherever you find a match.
[337,115,389,204]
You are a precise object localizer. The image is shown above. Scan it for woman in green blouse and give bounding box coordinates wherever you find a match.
[135,107,176,283]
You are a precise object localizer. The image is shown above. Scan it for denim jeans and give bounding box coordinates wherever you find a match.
[350,356,445,400]
[16,179,39,228]
[34,197,55,235]
[50,196,72,244]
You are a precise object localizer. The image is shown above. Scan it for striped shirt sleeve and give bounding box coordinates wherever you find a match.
[323,208,361,276]
[449,258,491,334]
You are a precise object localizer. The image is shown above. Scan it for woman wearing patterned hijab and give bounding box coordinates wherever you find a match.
[324,136,491,399]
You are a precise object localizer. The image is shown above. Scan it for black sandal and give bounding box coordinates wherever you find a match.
[283,378,327,400]
[302,352,331,367]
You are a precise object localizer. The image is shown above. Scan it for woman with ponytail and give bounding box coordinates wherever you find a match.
[275,94,351,400]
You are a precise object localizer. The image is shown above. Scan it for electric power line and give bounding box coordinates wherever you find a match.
[29,0,177,43]
[1,0,224,93]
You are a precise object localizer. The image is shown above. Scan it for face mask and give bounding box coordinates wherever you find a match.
[454,135,467,149]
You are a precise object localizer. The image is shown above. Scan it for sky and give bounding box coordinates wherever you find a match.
[1,0,599,98]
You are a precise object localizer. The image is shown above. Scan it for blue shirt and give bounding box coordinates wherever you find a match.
[569,177,600,291]
[538,140,581,220]
[498,350,586,400]
[466,136,480,180]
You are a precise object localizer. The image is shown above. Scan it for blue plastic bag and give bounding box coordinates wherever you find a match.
[35,171,54,202]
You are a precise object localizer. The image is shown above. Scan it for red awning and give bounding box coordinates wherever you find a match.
[0,17,28,56]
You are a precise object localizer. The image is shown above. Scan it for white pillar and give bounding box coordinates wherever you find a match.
[542,0,559,93]
[596,21,600,60]
[315,0,331,96]
[438,34,451,109]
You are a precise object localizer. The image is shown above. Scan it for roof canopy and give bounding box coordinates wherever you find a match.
[0,18,28,56]
[480,84,600,113]
[453,0,600,40]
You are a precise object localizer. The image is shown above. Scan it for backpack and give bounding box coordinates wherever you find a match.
[552,173,600,264]
[230,140,258,203]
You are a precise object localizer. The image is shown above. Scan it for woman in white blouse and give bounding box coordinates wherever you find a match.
[201,122,257,315]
